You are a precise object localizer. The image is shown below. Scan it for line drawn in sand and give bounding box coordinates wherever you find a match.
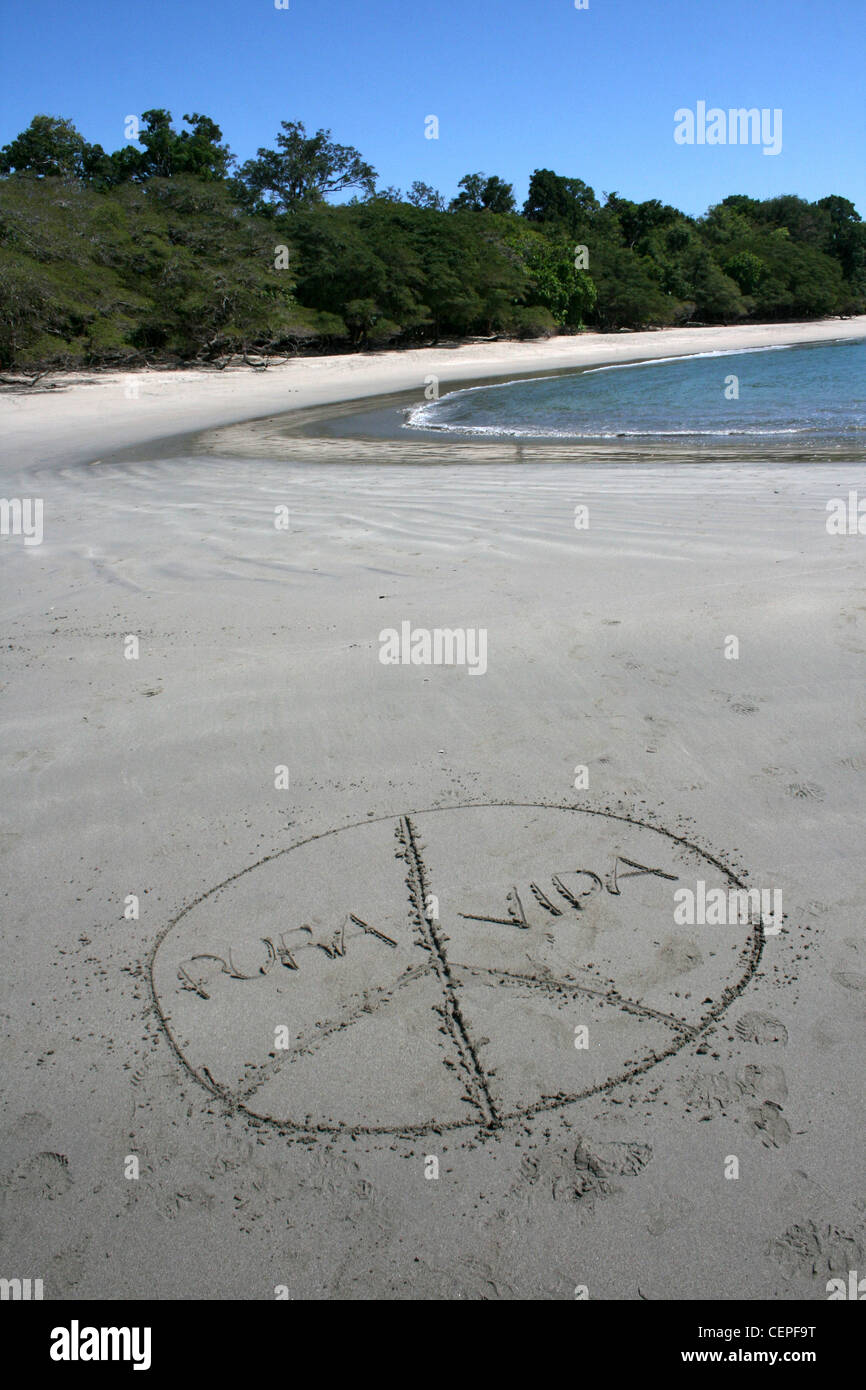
[149,803,766,1139]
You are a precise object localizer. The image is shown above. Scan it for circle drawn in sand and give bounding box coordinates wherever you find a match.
[149,804,762,1137]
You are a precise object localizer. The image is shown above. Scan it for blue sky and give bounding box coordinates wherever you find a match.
[1,0,863,216]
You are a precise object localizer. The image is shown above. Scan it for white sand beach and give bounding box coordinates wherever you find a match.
[4,317,866,469]
[1,317,866,1300]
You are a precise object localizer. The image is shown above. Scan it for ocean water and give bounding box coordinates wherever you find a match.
[405,338,866,444]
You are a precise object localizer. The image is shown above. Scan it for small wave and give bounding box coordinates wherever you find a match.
[402,420,809,440]
[581,344,794,374]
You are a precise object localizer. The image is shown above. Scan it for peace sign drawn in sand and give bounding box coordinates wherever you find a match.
[149,804,764,1137]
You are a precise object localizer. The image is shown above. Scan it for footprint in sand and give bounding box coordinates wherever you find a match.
[767,1220,863,1280]
[2,1151,72,1201]
[646,1187,695,1236]
[574,1137,653,1185]
[735,1012,789,1046]
[773,1169,831,1212]
[786,781,826,801]
[746,1100,791,1148]
[8,1111,52,1142]
[51,1237,92,1294]
[728,698,760,715]
[520,1136,653,1208]
[738,1063,788,1106]
[714,689,762,716]
[682,1062,791,1145]
[831,970,866,992]
[681,1070,741,1111]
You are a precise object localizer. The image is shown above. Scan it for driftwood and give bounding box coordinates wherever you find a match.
[0,368,54,387]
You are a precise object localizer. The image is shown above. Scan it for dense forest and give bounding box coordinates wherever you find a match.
[1,110,864,371]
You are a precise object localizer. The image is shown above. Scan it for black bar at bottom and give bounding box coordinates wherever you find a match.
[5,1297,860,1375]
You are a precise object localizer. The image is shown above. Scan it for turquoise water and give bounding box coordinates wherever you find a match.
[406,339,866,444]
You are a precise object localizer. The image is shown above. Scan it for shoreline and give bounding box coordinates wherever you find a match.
[2,317,865,474]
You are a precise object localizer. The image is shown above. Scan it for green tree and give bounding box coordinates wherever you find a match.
[450,173,516,214]
[238,121,376,212]
[99,110,233,185]
[0,115,95,179]
[407,181,444,211]
[723,250,767,296]
[817,195,866,293]
[590,243,672,329]
[522,168,599,238]
[502,221,596,326]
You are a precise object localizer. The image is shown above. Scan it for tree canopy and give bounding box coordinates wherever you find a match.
[0,109,863,370]
[450,173,517,214]
[236,121,377,212]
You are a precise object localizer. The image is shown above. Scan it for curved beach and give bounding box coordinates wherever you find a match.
[2,317,865,469]
[1,317,865,1301]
